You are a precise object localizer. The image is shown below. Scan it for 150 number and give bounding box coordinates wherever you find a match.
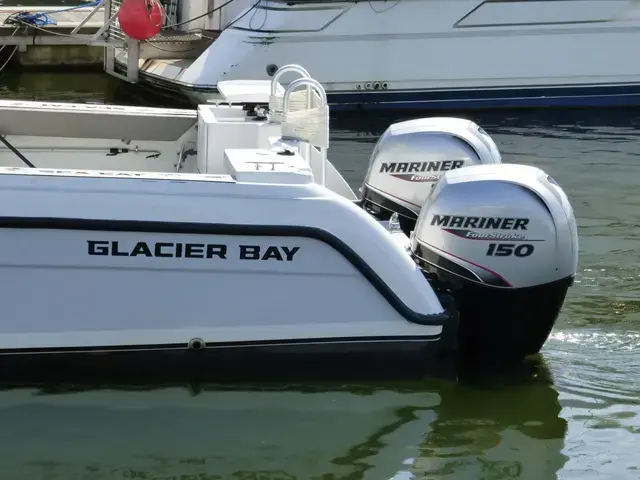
[486,243,534,257]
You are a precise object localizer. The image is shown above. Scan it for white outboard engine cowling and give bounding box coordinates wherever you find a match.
[361,118,502,235]
[411,163,579,360]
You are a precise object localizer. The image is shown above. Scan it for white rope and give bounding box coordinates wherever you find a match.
[268,89,310,123]
[281,105,329,149]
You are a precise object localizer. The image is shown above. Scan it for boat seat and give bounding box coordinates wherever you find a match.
[0,100,197,141]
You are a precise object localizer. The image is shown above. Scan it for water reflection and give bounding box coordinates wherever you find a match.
[546,330,640,478]
[330,109,640,138]
[0,73,116,104]
[409,361,567,480]
[0,72,193,108]
[0,360,566,480]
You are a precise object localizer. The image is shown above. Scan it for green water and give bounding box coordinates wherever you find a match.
[0,72,638,480]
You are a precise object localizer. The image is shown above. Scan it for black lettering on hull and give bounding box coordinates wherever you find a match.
[87,241,299,261]
[239,245,300,261]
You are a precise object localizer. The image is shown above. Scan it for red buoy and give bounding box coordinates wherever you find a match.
[118,0,164,41]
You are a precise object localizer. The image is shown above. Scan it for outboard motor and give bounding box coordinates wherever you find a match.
[361,118,502,235]
[411,163,579,360]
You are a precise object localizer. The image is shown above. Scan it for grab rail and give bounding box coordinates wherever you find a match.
[281,77,329,187]
[270,64,310,97]
[268,64,312,124]
[283,78,327,111]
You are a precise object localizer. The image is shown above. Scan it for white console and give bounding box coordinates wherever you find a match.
[223,149,314,184]
[197,104,281,175]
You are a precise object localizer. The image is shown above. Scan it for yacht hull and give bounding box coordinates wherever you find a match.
[111,0,640,110]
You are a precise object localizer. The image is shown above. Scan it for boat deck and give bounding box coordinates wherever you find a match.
[0,6,104,43]
[0,6,104,30]
[0,99,197,140]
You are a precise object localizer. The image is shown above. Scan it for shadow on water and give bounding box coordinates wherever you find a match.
[0,72,119,103]
[0,359,567,480]
[0,72,194,108]
[330,108,640,141]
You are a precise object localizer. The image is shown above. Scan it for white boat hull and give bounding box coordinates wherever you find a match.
[0,166,449,380]
[0,85,452,379]
[0,66,579,379]
[111,0,640,110]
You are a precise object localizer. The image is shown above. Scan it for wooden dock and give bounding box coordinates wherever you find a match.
[0,7,106,43]
[0,6,111,68]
